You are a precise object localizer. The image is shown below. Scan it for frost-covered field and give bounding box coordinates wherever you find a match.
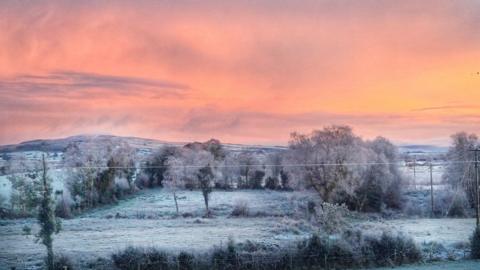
[0,188,476,269]
[372,260,480,270]
[0,189,317,269]
[359,218,475,260]
[400,164,445,190]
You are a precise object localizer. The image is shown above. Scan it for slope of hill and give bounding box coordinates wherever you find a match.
[0,134,286,155]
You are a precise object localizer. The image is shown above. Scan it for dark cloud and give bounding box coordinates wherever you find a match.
[179,107,411,134]
[0,71,189,98]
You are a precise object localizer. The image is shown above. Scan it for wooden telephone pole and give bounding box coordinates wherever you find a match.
[429,160,434,217]
[413,155,417,190]
[470,148,480,227]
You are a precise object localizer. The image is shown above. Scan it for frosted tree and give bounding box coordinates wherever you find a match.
[443,132,478,207]
[237,151,260,188]
[181,149,215,215]
[287,126,404,211]
[165,152,185,215]
[143,146,177,187]
[110,142,138,192]
[367,136,403,209]
[7,156,41,214]
[37,154,61,270]
[218,152,239,189]
[64,141,107,209]
[266,152,284,189]
[197,164,214,216]
[288,126,366,202]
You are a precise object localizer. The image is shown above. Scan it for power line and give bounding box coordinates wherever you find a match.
[2,160,476,169]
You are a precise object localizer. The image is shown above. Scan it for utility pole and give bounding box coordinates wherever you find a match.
[471,148,480,227]
[413,155,417,190]
[429,159,434,217]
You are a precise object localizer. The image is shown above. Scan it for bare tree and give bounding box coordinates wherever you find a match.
[443,132,478,207]
[237,151,259,188]
[287,126,404,211]
[165,152,185,215]
[143,146,177,187]
[64,141,107,209]
[219,153,240,189]
[266,152,284,189]
[197,164,214,216]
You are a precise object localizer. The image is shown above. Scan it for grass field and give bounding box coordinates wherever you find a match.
[371,260,480,270]
[0,188,476,269]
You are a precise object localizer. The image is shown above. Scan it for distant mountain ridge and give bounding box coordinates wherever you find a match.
[397,144,448,154]
[0,134,286,154]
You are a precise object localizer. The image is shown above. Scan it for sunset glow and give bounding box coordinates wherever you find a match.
[1,0,479,145]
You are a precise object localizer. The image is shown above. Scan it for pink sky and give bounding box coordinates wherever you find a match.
[1,0,479,146]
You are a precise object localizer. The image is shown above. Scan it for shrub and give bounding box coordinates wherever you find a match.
[471,226,480,259]
[177,252,194,270]
[211,239,237,270]
[55,197,72,219]
[231,200,249,217]
[52,254,74,270]
[433,189,470,218]
[384,180,403,210]
[112,246,169,270]
[135,173,150,188]
[447,196,467,217]
[265,177,278,190]
[249,170,265,189]
[315,202,348,233]
[296,234,357,269]
[109,232,422,270]
[355,178,383,212]
[365,232,422,266]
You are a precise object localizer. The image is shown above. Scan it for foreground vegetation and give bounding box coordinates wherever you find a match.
[1,126,480,269]
[47,231,420,270]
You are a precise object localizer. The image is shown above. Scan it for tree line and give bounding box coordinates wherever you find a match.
[5,126,480,220]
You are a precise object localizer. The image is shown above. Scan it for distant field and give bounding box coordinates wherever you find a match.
[0,189,317,269]
[371,260,480,270]
[0,188,476,269]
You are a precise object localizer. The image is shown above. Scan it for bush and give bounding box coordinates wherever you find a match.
[231,200,249,217]
[433,189,470,218]
[112,247,169,270]
[315,202,348,233]
[264,177,278,190]
[109,232,422,270]
[211,239,237,270]
[365,232,422,266]
[177,252,195,270]
[55,197,73,219]
[355,178,383,212]
[447,196,467,217]
[296,234,357,269]
[384,180,403,210]
[52,254,74,270]
[249,170,265,189]
[471,226,480,259]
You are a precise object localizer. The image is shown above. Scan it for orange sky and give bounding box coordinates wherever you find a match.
[1,0,479,146]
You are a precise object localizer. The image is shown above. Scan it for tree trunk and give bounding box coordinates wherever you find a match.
[203,192,209,216]
[46,242,54,270]
[173,190,179,215]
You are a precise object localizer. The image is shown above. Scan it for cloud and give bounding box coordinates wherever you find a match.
[0,71,189,99]
[0,1,480,145]
[412,105,479,112]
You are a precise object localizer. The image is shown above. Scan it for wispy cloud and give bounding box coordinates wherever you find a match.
[0,71,189,98]
[412,105,479,112]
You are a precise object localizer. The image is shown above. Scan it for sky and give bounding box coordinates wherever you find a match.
[1,0,479,146]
